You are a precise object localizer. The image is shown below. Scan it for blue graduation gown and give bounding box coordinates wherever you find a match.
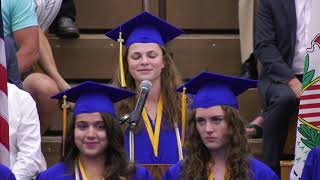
[0,164,16,180]
[163,158,279,180]
[36,162,152,180]
[125,114,180,164]
[301,147,320,180]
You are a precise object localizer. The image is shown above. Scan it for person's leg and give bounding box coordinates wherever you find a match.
[262,82,299,175]
[55,0,76,21]
[238,0,254,63]
[23,73,61,134]
[34,0,62,31]
[50,0,79,38]
[38,29,70,91]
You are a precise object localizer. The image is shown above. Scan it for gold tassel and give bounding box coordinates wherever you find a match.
[118,32,126,87]
[62,95,68,157]
[182,87,186,145]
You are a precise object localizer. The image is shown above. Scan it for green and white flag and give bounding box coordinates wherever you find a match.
[292,0,320,178]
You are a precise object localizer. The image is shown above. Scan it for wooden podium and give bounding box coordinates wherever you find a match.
[141,164,172,180]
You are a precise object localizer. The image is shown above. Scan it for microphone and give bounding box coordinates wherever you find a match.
[129,80,152,127]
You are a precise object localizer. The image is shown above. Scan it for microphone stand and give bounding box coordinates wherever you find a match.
[119,112,136,162]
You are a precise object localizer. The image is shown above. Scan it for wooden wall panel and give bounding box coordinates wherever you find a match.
[167,34,241,79]
[50,34,241,80]
[166,0,238,30]
[76,0,159,30]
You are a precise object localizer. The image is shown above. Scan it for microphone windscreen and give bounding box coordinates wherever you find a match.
[140,80,152,91]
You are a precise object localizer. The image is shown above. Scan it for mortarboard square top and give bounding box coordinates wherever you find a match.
[52,81,135,116]
[105,11,183,47]
[176,72,257,109]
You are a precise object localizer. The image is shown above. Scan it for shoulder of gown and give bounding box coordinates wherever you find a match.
[132,165,153,180]
[162,161,182,180]
[249,157,279,180]
[301,147,320,180]
[36,162,73,180]
[0,164,16,180]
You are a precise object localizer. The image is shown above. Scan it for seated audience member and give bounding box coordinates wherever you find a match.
[37,81,152,179]
[3,0,70,134]
[8,83,47,180]
[0,164,16,180]
[108,11,185,164]
[164,72,278,180]
[301,146,320,180]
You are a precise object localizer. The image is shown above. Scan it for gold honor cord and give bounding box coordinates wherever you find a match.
[131,95,184,161]
[76,157,105,180]
[62,95,68,157]
[141,96,163,157]
[118,32,126,88]
[207,163,228,180]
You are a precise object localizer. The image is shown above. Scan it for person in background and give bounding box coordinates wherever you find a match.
[2,0,70,134]
[37,81,152,179]
[8,83,47,180]
[253,0,311,174]
[164,72,278,180]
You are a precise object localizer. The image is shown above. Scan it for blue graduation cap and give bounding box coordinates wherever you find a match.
[176,72,257,109]
[105,11,183,47]
[52,81,135,116]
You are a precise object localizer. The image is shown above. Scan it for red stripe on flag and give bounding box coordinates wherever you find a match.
[299,112,320,118]
[0,64,7,95]
[300,94,320,100]
[309,121,320,127]
[306,85,320,90]
[299,103,320,109]
[0,116,9,150]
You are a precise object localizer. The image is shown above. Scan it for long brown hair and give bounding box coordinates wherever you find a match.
[113,45,183,129]
[63,112,135,179]
[181,106,252,180]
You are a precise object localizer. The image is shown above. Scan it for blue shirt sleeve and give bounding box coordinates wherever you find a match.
[2,0,38,35]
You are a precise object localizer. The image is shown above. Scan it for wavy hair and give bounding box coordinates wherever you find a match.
[180,106,252,180]
[63,112,135,179]
[113,46,183,129]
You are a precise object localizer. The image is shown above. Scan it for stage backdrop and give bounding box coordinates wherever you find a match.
[292,0,320,178]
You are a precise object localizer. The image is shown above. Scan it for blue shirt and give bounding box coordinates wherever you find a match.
[1,0,38,36]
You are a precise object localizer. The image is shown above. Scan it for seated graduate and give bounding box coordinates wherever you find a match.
[301,146,320,180]
[0,164,16,180]
[106,12,185,164]
[164,72,279,180]
[36,81,152,180]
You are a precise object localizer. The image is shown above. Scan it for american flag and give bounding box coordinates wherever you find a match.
[0,1,10,167]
